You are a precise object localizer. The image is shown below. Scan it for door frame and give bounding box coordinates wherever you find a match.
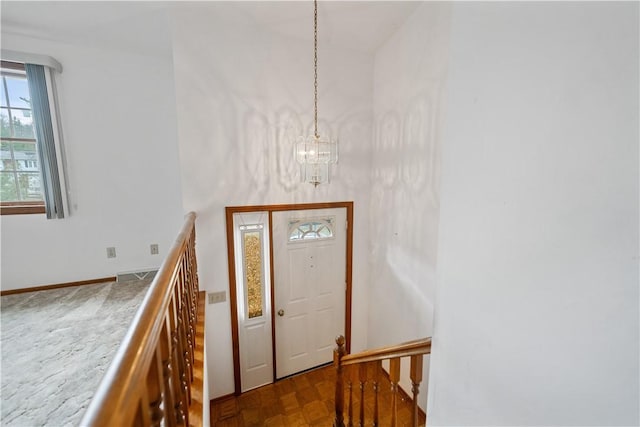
[225,201,354,396]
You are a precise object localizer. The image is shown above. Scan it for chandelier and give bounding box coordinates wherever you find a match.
[295,0,338,187]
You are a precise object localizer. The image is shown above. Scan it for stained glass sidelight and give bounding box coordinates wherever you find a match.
[243,230,263,318]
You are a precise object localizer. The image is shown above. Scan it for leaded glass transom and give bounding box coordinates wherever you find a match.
[288,218,334,242]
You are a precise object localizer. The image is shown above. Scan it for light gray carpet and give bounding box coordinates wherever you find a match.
[1,279,151,426]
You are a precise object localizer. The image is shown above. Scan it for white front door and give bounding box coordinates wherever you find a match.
[272,208,347,379]
[233,212,274,392]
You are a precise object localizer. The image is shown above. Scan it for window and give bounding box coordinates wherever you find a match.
[288,218,334,242]
[240,224,265,319]
[1,61,44,214]
[0,57,65,218]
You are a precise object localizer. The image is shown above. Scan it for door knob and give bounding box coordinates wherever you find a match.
[277,309,285,317]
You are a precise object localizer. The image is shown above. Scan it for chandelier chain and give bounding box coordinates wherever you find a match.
[314,0,319,139]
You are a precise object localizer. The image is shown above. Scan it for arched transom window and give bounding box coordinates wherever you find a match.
[288,217,334,242]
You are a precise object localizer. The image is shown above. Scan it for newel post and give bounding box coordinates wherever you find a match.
[334,335,346,427]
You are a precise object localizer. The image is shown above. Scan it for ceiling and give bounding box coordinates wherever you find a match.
[0,1,421,55]
[223,1,421,52]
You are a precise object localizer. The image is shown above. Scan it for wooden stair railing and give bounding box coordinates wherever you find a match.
[81,212,201,426]
[334,335,432,427]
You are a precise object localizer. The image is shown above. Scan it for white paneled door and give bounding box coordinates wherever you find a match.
[272,208,347,379]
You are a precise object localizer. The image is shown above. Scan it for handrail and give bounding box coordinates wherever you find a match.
[340,337,431,366]
[334,335,431,427]
[81,212,199,426]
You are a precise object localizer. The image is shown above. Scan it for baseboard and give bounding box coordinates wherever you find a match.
[210,393,235,404]
[0,276,117,296]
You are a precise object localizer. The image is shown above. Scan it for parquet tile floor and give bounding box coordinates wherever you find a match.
[210,364,426,426]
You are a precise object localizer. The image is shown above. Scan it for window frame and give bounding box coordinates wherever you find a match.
[1,60,45,215]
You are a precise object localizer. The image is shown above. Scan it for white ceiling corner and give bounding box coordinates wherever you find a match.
[0,1,422,55]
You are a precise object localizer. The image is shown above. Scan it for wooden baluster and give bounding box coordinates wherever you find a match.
[177,246,193,418]
[410,354,423,427]
[179,289,193,404]
[190,235,200,341]
[172,334,187,426]
[170,237,195,427]
[133,398,149,427]
[334,335,346,427]
[175,263,190,392]
[185,244,198,374]
[168,294,187,425]
[179,227,195,425]
[189,233,199,296]
[182,229,197,422]
[389,357,401,427]
[372,360,381,427]
[167,295,184,425]
[190,234,200,336]
[182,259,195,382]
[181,304,192,408]
[182,257,195,379]
[160,321,177,427]
[187,267,197,365]
[347,366,354,427]
[146,347,164,427]
[358,363,366,427]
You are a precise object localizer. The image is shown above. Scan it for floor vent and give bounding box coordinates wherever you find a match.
[117,269,158,283]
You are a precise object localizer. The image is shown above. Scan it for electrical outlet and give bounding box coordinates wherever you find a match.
[208,291,226,304]
[106,247,116,258]
[150,244,159,255]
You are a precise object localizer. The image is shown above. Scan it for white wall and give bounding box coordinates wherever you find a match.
[0,29,184,290]
[169,4,373,399]
[428,2,639,425]
[371,2,451,410]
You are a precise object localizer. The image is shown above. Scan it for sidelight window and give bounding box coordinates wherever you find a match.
[240,224,265,319]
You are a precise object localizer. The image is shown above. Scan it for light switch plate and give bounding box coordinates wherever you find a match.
[106,247,116,258]
[208,291,226,304]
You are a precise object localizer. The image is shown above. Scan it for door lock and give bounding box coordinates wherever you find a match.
[277,309,285,317]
